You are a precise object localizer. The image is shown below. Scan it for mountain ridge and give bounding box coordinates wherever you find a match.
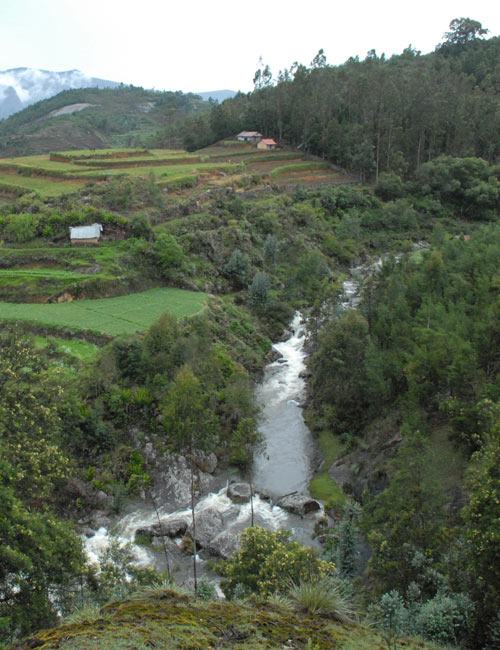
[0,67,119,119]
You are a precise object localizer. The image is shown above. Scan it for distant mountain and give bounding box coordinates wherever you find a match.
[196,90,237,103]
[0,68,119,119]
[0,85,209,156]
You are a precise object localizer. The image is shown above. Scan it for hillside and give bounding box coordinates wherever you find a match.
[0,86,209,156]
[0,67,119,119]
[180,26,500,177]
[2,24,500,649]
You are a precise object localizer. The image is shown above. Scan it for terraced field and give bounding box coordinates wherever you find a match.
[0,287,208,335]
[0,144,351,199]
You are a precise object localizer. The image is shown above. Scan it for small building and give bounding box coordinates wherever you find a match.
[236,131,263,143]
[69,223,103,246]
[257,138,277,151]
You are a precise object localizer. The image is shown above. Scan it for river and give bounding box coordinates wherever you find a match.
[84,311,322,578]
[83,250,423,577]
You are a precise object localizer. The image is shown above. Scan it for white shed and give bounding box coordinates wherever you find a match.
[69,223,103,245]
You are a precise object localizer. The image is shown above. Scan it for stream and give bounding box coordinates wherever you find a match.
[84,311,322,580]
[84,249,425,579]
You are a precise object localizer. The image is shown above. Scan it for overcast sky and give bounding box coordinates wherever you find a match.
[1,0,500,93]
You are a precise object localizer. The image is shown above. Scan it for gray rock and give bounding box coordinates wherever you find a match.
[193,450,218,474]
[257,489,271,502]
[95,490,113,508]
[150,453,215,508]
[156,517,189,538]
[206,528,241,559]
[66,477,112,509]
[227,482,252,504]
[277,494,321,515]
[278,329,292,342]
[91,511,112,529]
[136,517,188,539]
[186,507,224,548]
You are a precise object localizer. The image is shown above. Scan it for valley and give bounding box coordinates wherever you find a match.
[2,21,500,650]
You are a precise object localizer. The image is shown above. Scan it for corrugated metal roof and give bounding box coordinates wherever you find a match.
[261,139,277,145]
[237,131,263,137]
[69,223,103,239]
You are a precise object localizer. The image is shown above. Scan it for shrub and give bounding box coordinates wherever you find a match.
[4,213,39,242]
[216,527,334,598]
[263,233,279,267]
[130,213,152,240]
[153,234,186,280]
[197,577,217,601]
[416,592,474,646]
[375,172,406,201]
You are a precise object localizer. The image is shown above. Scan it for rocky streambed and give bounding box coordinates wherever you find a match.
[82,312,325,580]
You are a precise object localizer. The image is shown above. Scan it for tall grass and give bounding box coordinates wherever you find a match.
[288,578,356,623]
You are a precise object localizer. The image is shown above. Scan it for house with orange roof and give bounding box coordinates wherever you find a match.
[257,138,277,151]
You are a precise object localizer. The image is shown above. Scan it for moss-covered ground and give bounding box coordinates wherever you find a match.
[9,591,442,650]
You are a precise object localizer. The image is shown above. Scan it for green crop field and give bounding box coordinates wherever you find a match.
[0,173,83,196]
[0,287,208,335]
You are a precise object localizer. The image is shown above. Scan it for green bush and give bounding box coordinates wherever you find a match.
[416,592,474,646]
[216,527,334,598]
[4,213,39,242]
[375,172,406,200]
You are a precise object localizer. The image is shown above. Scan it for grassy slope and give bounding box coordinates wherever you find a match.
[9,591,442,650]
[0,287,207,335]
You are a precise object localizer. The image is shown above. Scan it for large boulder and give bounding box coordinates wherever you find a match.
[135,517,188,540]
[276,494,321,516]
[206,528,241,559]
[186,507,224,548]
[227,482,252,504]
[150,453,215,508]
[193,450,218,474]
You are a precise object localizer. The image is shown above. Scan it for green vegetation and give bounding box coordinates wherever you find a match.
[0,287,207,335]
[215,527,335,598]
[3,18,500,650]
[0,173,83,196]
[309,473,346,507]
[0,86,210,157]
[8,589,441,650]
[181,19,500,180]
[33,335,99,361]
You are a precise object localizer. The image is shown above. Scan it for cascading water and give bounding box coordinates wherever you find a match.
[83,311,322,575]
[253,311,315,496]
[83,249,429,575]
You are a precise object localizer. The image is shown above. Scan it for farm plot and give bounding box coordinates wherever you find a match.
[0,173,84,197]
[0,287,208,336]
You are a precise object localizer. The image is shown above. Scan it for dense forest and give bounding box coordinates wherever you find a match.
[178,18,500,179]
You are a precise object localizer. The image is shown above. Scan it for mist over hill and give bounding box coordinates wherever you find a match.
[0,67,119,119]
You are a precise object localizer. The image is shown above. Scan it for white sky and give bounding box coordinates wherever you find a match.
[1,0,500,93]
